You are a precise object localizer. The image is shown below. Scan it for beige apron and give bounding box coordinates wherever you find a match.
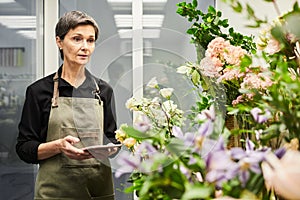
[34,73,115,200]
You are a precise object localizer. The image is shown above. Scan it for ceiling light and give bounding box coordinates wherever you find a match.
[118,29,161,39]
[17,30,36,39]
[114,14,164,28]
[0,0,15,3]
[0,16,36,29]
[107,0,167,3]
[107,0,167,11]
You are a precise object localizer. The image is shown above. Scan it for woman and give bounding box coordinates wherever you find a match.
[16,11,118,200]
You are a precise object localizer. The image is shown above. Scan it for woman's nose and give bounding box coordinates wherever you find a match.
[81,40,88,49]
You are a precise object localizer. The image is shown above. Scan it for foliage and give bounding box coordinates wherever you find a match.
[113,1,300,200]
[176,0,256,61]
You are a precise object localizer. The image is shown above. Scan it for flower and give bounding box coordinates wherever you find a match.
[146,77,159,88]
[250,107,272,124]
[159,87,174,99]
[114,151,141,178]
[125,97,139,111]
[115,124,128,142]
[230,139,268,187]
[112,1,300,199]
[205,137,238,187]
[133,113,152,132]
[123,137,137,148]
[177,65,192,75]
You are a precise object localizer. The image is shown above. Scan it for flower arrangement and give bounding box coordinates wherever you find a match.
[113,1,300,199]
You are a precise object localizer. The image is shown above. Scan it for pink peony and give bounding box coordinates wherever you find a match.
[218,68,245,82]
[199,57,222,77]
[223,45,247,66]
[241,73,273,90]
[205,37,230,67]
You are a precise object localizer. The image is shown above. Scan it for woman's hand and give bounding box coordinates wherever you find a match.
[37,135,92,161]
[83,143,120,160]
[59,135,93,160]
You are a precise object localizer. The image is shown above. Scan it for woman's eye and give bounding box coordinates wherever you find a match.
[88,39,95,43]
[73,37,82,42]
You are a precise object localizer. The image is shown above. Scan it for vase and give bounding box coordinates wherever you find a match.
[226,114,255,148]
[225,114,241,148]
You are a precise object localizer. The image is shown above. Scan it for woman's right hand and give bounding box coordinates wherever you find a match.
[38,135,92,161]
[59,135,93,160]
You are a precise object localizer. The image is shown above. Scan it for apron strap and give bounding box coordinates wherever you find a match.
[92,78,102,105]
[51,72,59,108]
[51,72,101,107]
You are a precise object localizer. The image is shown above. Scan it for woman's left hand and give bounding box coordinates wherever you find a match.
[83,143,120,160]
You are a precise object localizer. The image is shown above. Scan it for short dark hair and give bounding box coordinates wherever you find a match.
[55,10,100,59]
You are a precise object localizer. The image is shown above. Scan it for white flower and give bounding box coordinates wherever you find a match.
[177,65,192,75]
[150,97,160,106]
[159,88,174,99]
[146,77,158,88]
[125,97,139,111]
[149,107,166,125]
[162,100,177,114]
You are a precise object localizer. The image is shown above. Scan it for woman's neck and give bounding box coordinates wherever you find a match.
[61,64,86,88]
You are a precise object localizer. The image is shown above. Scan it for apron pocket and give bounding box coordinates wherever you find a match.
[59,127,102,167]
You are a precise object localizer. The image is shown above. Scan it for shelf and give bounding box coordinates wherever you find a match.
[0,47,24,67]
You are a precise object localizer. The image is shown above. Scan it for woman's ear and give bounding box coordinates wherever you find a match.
[56,36,62,49]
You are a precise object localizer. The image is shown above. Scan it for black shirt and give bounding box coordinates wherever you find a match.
[16,67,117,164]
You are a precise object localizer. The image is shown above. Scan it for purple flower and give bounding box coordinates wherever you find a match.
[115,141,159,178]
[250,107,271,123]
[115,151,141,178]
[205,137,239,187]
[133,114,152,132]
[135,141,158,158]
[229,138,269,187]
[172,119,215,153]
[274,147,286,159]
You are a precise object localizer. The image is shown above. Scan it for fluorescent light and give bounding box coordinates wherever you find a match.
[114,14,164,28]
[0,16,36,29]
[107,0,167,11]
[118,29,161,39]
[0,0,15,3]
[143,15,164,27]
[114,15,132,28]
[107,0,167,3]
[17,30,36,39]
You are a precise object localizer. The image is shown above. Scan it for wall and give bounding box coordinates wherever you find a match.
[216,0,300,38]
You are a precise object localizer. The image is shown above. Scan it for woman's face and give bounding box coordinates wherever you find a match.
[56,24,96,67]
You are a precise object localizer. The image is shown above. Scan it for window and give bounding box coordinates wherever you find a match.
[0,0,43,199]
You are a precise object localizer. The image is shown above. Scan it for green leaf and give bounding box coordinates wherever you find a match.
[192,0,198,8]
[181,184,213,199]
[240,54,252,71]
[232,2,243,13]
[122,126,151,140]
[208,5,216,14]
[191,69,201,86]
[246,4,255,17]
[166,138,188,157]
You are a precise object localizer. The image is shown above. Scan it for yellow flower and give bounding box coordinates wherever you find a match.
[115,125,128,142]
[123,137,137,148]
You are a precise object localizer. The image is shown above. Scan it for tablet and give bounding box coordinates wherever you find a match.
[82,144,122,151]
